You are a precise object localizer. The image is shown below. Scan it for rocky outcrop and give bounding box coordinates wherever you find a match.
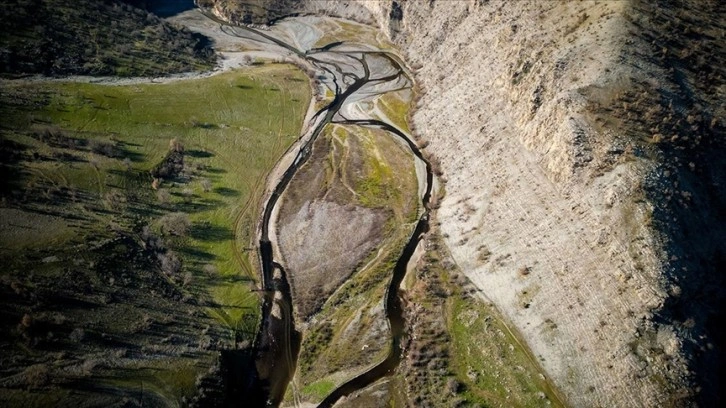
[374,3,684,407]
[375,3,724,407]
[203,1,725,406]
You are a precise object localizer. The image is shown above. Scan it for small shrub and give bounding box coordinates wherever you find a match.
[122,157,132,171]
[158,251,181,276]
[23,364,49,389]
[182,271,193,286]
[203,264,218,277]
[69,328,85,343]
[156,188,171,205]
[200,178,212,192]
[159,212,191,236]
[89,139,117,157]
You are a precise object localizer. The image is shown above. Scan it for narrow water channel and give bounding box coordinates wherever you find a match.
[201,11,434,406]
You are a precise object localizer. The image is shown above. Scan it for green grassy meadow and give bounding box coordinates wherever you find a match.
[0,64,309,404]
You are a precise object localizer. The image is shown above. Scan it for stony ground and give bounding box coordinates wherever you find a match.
[179,1,726,406]
[227,0,725,406]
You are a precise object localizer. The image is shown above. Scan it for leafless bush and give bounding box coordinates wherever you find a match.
[141,225,164,250]
[478,245,492,262]
[82,359,99,376]
[159,212,191,236]
[23,364,49,389]
[182,271,193,287]
[518,266,531,276]
[427,154,444,176]
[69,328,85,343]
[169,138,184,153]
[89,138,118,157]
[200,178,212,192]
[182,188,194,202]
[158,251,181,276]
[104,190,126,211]
[33,125,80,149]
[203,264,218,277]
[446,377,462,394]
[19,313,33,329]
[156,188,171,205]
[89,156,100,170]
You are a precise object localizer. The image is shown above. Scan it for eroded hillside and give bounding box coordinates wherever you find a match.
[204,0,725,406]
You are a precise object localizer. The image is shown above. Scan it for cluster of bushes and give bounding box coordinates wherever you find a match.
[400,232,464,407]
[151,138,185,180]
[0,0,216,77]
[298,321,333,373]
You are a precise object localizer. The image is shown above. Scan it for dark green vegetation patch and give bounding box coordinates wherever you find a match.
[0,0,215,77]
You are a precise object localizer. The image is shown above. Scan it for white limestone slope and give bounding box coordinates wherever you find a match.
[358,1,689,407]
[203,0,696,406]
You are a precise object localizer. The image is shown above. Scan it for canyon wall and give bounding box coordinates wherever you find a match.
[205,1,725,406]
[371,3,725,407]
[371,2,684,407]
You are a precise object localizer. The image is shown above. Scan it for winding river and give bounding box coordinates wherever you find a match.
[202,11,434,407]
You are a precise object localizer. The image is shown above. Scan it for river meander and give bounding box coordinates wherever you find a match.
[191,10,434,406]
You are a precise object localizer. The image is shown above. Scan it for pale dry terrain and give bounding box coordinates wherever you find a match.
[204,0,726,406]
[363,1,723,406]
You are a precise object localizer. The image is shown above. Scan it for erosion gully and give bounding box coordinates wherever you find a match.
[205,12,433,407]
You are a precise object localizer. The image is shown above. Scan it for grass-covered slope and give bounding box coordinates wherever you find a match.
[0,0,215,77]
[0,64,310,406]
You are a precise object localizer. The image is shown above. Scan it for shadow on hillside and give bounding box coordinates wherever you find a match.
[145,0,196,18]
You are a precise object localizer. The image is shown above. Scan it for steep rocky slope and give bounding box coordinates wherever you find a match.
[203,0,725,406]
[377,2,725,406]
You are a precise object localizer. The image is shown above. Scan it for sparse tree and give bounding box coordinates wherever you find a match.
[156,188,171,205]
[158,251,181,276]
[182,188,194,202]
[169,138,184,153]
[89,138,117,157]
[159,212,191,236]
[200,178,212,192]
[122,157,132,171]
[182,271,193,287]
[203,264,218,277]
[23,364,49,389]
